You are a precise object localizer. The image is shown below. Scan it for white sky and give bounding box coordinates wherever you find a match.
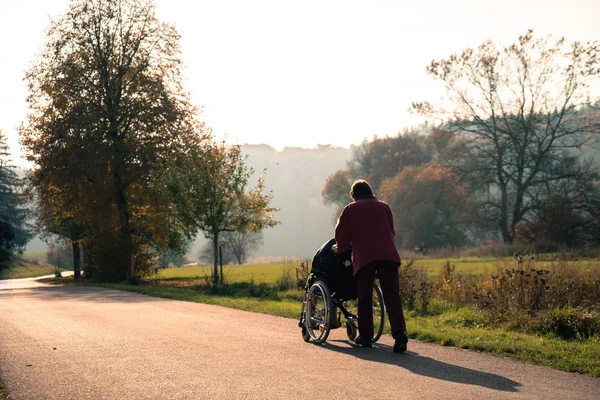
[1,0,599,166]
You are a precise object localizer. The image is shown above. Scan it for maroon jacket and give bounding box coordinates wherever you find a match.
[334,197,401,275]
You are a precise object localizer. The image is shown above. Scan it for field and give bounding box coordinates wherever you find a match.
[156,256,597,281]
[155,262,299,283]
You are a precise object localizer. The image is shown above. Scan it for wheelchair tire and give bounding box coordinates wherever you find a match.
[346,321,357,341]
[304,280,331,344]
[372,284,386,344]
[301,325,310,342]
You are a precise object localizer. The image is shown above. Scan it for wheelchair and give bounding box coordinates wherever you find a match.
[298,239,386,345]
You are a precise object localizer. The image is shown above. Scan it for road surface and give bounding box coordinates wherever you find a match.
[0,278,598,399]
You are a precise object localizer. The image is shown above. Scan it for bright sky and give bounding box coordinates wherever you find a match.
[1,0,599,166]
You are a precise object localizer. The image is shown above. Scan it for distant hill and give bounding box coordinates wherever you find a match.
[188,144,352,260]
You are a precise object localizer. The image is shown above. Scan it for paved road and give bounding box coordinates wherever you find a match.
[0,279,598,400]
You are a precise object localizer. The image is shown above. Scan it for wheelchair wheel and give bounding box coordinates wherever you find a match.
[304,280,331,344]
[343,284,386,344]
[372,284,385,343]
[346,321,357,341]
[301,325,311,342]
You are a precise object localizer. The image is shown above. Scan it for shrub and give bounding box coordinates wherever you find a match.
[275,266,296,291]
[295,259,311,290]
[398,258,419,310]
[529,307,600,340]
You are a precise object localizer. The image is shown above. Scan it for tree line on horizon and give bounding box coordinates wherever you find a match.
[324,30,600,251]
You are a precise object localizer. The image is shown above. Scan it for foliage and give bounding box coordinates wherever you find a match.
[168,140,279,284]
[0,130,32,266]
[413,30,600,244]
[380,163,473,248]
[348,133,433,190]
[295,259,311,290]
[321,169,353,208]
[19,0,203,281]
[158,233,192,268]
[322,131,432,210]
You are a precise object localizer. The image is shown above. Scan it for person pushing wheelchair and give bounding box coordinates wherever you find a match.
[332,179,409,352]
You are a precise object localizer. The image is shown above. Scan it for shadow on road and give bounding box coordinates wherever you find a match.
[322,340,522,392]
[0,284,162,304]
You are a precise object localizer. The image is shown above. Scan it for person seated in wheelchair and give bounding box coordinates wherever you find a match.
[311,238,357,300]
[310,238,357,328]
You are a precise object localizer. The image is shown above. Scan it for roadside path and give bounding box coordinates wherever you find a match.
[0,279,598,399]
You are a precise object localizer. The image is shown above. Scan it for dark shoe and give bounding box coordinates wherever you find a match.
[393,332,408,353]
[354,336,373,348]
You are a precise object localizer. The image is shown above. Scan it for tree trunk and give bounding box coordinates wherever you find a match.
[212,232,219,285]
[219,245,223,284]
[501,229,514,244]
[72,241,81,279]
[82,243,91,277]
[114,174,134,279]
[499,183,512,244]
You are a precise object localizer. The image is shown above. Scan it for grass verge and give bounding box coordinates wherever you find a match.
[0,382,8,400]
[42,276,600,377]
[0,256,65,279]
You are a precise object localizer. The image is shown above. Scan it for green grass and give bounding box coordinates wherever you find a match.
[406,307,600,376]
[0,256,65,279]
[0,382,8,400]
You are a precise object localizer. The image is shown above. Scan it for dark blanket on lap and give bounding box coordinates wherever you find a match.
[311,238,357,301]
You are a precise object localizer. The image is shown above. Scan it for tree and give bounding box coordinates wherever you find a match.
[169,140,278,284]
[515,166,600,246]
[27,170,86,277]
[156,226,193,268]
[348,133,432,191]
[322,132,432,211]
[223,230,263,264]
[413,30,600,243]
[322,169,353,207]
[380,163,473,249]
[0,130,32,265]
[20,0,203,280]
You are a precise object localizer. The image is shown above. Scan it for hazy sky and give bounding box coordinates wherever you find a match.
[1,0,599,166]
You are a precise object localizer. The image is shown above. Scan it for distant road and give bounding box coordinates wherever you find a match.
[0,279,598,400]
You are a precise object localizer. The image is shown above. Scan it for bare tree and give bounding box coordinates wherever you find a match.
[223,230,263,264]
[413,30,600,243]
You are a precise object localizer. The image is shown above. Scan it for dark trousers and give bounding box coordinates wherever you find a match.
[355,260,406,340]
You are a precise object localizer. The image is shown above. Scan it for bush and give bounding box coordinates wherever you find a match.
[529,307,600,340]
[295,259,311,290]
[275,266,296,291]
